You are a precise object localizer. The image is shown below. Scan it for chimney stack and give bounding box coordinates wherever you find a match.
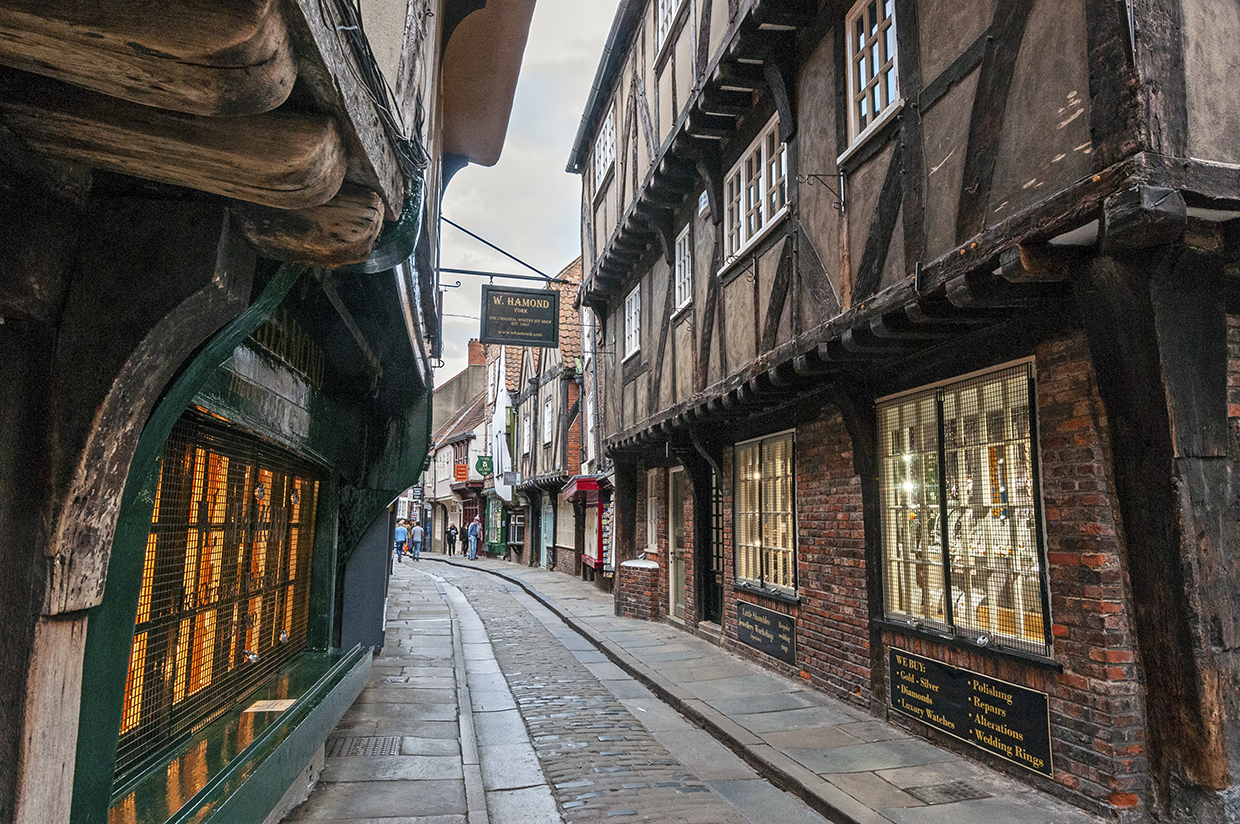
[467,339,485,366]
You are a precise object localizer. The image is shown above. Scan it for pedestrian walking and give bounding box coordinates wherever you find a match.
[467,516,481,560]
[409,521,424,560]
[394,519,408,563]
[445,522,458,556]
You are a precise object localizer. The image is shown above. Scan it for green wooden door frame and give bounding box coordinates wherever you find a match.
[71,263,307,824]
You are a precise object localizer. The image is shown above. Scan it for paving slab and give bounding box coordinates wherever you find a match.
[284,779,465,819]
[790,739,955,774]
[321,755,463,783]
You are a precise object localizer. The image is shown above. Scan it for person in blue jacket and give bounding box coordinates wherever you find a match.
[394,519,409,562]
[467,516,481,560]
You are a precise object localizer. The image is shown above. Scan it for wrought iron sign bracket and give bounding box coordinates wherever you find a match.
[795,172,846,215]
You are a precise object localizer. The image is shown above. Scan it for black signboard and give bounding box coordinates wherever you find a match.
[736,601,795,664]
[889,648,1053,777]
[480,285,560,347]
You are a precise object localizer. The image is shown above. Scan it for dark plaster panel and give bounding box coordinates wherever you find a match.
[922,70,979,262]
[918,0,992,83]
[988,0,1093,227]
[1184,0,1240,164]
[796,33,844,309]
[879,201,907,291]
[845,143,896,304]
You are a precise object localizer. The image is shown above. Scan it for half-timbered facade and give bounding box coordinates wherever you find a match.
[512,260,586,573]
[569,1,1240,821]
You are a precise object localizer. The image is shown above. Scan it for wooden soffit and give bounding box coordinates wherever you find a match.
[0,72,346,210]
[0,0,296,116]
[441,0,536,167]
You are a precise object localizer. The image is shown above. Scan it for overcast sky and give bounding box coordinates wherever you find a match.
[433,0,619,380]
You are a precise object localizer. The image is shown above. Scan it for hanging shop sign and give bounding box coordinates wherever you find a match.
[476,455,494,476]
[736,601,795,664]
[502,471,521,485]
[454,462,468,481]
[888,648,1052,777]
[480,285,560,347]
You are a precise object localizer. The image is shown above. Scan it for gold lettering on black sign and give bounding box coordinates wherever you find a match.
[889,649,1053,777]
[480,285,560,348]
[736,601,795,664]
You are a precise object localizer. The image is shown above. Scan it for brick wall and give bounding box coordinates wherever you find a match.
[715,413,871,708]
[880,332,1146,820]
[796,412,871,706]
[617,561,661,621]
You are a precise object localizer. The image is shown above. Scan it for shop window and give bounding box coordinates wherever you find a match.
[845,0,900,145]
[557,498,575,547]
[879,362,1051,657]
[724,115,787,260]
[509,511,525,546]
[734,431,796,594]
[117,413,320,779]
[543,394,554,444]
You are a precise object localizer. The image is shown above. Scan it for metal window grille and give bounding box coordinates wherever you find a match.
[734,432,796,594]
[879,363,1051,658]
[116,412,321,780]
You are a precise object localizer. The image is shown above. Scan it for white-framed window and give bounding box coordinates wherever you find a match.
[623,285,641,360]
[724,115,787,260]
[734,431,796,594]
[655,0,679,52]
[674,225,692,310]
[878,361,1051,658]
[594,108,615,187]
[846,0,899,145]
[586,389,596,463]
[543,394,553,444]
[522,411,531,454]
[646,468,660,552]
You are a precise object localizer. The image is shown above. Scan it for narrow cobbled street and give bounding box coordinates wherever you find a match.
[285,557,830,823]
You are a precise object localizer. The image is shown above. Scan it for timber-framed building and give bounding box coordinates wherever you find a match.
[569,0,1240,820]
[0,2,534,823]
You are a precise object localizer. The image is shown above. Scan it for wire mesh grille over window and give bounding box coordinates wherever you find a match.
[734,433,796,594]
[115,411,321,781]
[879,363,1050,658]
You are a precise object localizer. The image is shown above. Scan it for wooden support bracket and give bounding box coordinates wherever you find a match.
[0,72,346,210]
[1101,185,1187,254]
[0,0,296,116]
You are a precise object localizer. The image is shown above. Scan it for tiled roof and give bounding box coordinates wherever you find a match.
[431,389,487,445]
[504,346,522,392]
[553,257,583,363]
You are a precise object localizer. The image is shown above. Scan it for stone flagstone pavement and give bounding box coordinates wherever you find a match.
[428,554,1106,824]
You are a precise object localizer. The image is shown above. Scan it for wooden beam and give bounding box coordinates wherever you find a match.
[233,184,384,266]
[284,0,405,219]
[999,243,1088,283]
[0,0,295,117]
[1101,184,1187,253]
[0,73,345,210]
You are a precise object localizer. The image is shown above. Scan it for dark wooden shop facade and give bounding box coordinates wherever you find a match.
[569,0,1240,821]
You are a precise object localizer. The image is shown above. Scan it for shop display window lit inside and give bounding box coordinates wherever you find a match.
[879,363,1050,657]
